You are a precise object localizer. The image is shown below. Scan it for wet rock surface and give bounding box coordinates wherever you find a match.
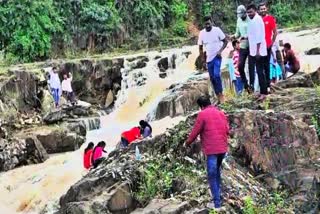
[0,137,48,172]
[154,75,209,120]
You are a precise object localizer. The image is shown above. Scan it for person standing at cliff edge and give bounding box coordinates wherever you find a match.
[184,96,229,210]
[259,2,278,90]
[198,16,228,104]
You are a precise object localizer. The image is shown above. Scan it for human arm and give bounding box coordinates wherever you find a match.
[185,114,204,146]
[271,17,278,45]
[255,17,266,56]
[69,72,72,81]
[217,28,228,56]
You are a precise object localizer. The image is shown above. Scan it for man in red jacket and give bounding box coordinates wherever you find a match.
[185,96,229,210]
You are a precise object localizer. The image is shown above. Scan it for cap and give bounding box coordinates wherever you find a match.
[237,5,246,18]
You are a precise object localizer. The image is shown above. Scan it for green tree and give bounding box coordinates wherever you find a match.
[0,0,62,63]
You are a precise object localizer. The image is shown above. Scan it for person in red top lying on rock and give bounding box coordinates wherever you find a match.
[184,96,229,210]
[120,127,142,147]
[83,142,94,170]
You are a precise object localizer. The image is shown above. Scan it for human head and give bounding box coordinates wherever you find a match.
[197,96,211,109]
[139,120,147,128]
[237,5,247,20]
[52,67,58,73]
[203,16,213,32]
[284,43,291,51]
[63,73,68,80]
[258,2,268,17]
[84,142,94,153]
[97,141,106,148]
[232,40,240,50]
[246,3,257,19]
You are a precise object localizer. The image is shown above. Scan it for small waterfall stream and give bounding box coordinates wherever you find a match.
[0,45,202,214]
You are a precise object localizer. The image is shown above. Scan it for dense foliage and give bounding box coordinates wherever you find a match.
[0,0,319,63]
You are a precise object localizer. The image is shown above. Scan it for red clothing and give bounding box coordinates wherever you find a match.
[122,127,141,144]
[284,49,300,73]
[232,50,240,78]
[186,106,229,155]
[83,149,93,169]
[263,15,277,48]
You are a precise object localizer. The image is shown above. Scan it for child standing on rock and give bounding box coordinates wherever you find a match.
[62,72,76,105]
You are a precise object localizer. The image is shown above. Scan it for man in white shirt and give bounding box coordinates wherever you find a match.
[247,3,268,100]
[198,16,228,104]
[49,67,62,108]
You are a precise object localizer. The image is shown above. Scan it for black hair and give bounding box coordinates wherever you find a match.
[84,142,94,154]
[197,96,211,108]
[139,120,153,134]
[284,43,291,49]
[258,2,267,9]
[203,16,212,22]
[246,3,257,11]
[232,40,239,47]
[97,141,106,148]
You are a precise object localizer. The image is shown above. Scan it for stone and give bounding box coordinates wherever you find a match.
[154,77,209,120]
[105,90,114,108]
[305,47,320,55]
[0,137,48,172]
[31,126,84,154]
[158,57,169,72]
[159,73,167,79]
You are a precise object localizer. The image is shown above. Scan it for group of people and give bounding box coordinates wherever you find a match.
[48,66,76,108]
[83,120,152,170]
[198,2,300,103]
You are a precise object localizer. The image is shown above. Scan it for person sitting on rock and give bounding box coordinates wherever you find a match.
[120,127,142,148]
[92,141,107,168]
[83,142,94,170]
[62,72,76,105]
[184,96,229,211]
[49,67,62,108]
[139,120,152,138]
[282,43,300,78]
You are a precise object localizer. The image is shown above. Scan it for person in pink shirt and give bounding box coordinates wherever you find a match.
[92,141,107,168]
[185,96,229,210]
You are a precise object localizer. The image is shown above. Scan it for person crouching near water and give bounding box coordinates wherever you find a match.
[62,72,76,105]
[120,126,142,148]
[83,142,94,170]
[139,120,153,138]
[92,141,107,168]
[184,96,229,211]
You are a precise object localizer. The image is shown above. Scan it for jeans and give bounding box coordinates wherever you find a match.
[207,153,225,208]
[51,88,60,107]
[121,137,129,148]
[266,48,272,87]
[207,56,223,95]
[254,56,268,95]
[238,48,255,89]
[234,77,244,95]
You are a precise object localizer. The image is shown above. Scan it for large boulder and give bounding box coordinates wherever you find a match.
[34,127,85,154]
[0,137,48,172]
[154,76,209,120]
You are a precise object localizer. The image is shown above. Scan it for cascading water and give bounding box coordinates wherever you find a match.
[0,45,201,214]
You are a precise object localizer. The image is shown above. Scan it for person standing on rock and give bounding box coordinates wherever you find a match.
[62,72,75,105]
[49,67,61,108]
[198,16,228,104]
[259,2,278,90]
[184,96,229,210]
[232,5,254,93]
[247,3,268,100]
